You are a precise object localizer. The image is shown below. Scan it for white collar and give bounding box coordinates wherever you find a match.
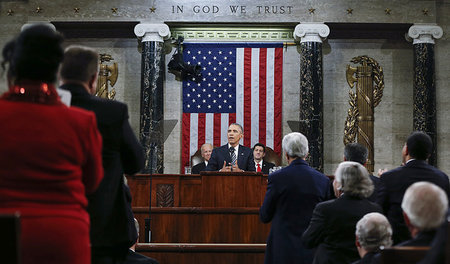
[228,143,239,153]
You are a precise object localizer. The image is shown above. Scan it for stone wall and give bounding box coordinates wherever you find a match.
[0,0,449,175]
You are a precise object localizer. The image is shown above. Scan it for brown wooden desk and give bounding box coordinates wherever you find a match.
[126,172,268,208]
[126,172,270,244]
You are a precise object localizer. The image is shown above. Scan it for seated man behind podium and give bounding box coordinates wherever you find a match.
[397,181,448,247]
[253,143,275,174]
[205,123,255,172]
[192,143,213,174]
[260,132,331,264]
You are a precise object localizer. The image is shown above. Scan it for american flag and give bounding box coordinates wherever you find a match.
[181,43,283,171]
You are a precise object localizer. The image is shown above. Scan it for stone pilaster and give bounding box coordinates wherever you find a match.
[408,24,443,166]
[294,23,329,172]
[134,23,170,173]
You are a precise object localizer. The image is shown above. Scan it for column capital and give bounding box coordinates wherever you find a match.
[294,23,330,43]
[408,24,443,44]
[134,23,170,42]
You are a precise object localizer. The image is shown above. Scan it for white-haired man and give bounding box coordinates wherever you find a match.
[192,143,213,174]
[260,132,331,264]
[398,181,449,247]
[352,213,393,264]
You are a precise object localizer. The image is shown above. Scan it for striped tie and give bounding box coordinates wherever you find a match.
[229,147,236,165]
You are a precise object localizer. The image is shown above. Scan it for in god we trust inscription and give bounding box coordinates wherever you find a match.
[171,5,293,14]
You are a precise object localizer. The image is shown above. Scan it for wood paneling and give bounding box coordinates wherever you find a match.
[127,173,267,208]
[126,172,271,264]
[136,243,265,264]
[133,207,270,243]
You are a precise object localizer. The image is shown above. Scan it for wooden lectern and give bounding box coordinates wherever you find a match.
[126,171,270,264]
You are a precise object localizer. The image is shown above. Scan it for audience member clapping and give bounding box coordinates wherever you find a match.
[302,161,382,264]
[0,23,103,264]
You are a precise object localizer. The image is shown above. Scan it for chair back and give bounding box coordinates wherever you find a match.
[191,149,204,167]
[264,146,281,166]
[380,246,429,264]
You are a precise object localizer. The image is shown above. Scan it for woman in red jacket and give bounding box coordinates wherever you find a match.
[0,24,103,264]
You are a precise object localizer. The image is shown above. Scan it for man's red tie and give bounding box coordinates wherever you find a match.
[257,163,262,172]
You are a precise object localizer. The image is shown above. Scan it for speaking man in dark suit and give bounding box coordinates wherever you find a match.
[205,123,255,172]
[59,45,144,264]
[192,143,213,174]
[260,132,331,264]
[376,131,450,244]
[253,143,275,174]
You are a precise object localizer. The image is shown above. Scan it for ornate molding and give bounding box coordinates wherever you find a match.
[156,184,174,207]
[170,26,294,41]
[294,23,330,43]
[134,23,170,42]
[408,24,443,45]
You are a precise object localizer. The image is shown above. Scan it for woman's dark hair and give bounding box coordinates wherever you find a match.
[1,24,64,83]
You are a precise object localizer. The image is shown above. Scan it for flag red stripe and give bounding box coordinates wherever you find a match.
[273,47,283,155]
[229,113,236,125]
[198,113,206,151]
[259,48,267,145]
[181,113,191,172]
[243,48,252,147]
[213,113,221,148]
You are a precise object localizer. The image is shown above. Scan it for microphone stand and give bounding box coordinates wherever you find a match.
[144,142,156,243]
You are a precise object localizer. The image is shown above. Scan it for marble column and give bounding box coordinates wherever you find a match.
[134,23,170,173]
[294,23,330,172]
[408,24,443,166]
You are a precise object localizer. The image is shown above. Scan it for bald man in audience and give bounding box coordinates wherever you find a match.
[376,131,450,244]
[192,143,213,174]
[397,181,448,247]
[352,213,392,264]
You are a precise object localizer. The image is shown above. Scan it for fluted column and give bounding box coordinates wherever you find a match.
[294,23,330,172]
[134,23,170,173]
[408,24,442,166]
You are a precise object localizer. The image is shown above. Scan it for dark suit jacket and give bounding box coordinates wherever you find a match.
[417,211,449,264]
[260,158,331,264]
[205,144,255,171]
[367,174,380,202]
[60,83,144,254]
[124,249,159,264]
[396,230,437,247]
[192,161,206,174]
[376,159,450,244]
[302,194,383,264]
[255,160,275,174]
[351,251,379,264]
